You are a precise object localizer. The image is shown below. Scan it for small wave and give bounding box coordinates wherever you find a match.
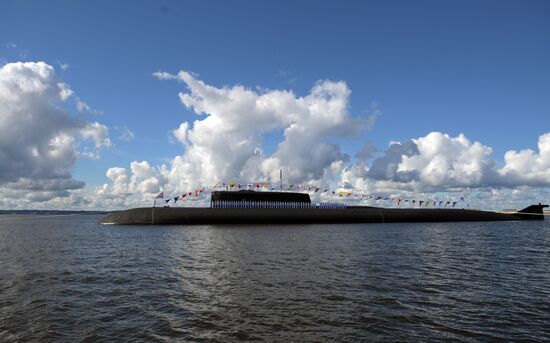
[1,217,549,342]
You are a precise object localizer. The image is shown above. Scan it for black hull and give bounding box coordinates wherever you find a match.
[100,206,546,225]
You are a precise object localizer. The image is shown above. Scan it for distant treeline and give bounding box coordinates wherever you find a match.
[0,210,110,215]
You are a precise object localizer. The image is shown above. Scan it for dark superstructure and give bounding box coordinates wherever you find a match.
[100,190,547,225]
[211,190,310,203]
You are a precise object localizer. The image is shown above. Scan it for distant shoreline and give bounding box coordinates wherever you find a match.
[0,210,110,216]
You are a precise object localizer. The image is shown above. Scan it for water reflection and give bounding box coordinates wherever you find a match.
[1,216,549,341]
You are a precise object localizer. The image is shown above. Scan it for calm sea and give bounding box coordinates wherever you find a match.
[1,214,549,342]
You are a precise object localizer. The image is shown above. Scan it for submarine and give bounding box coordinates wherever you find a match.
[99,190,547,225]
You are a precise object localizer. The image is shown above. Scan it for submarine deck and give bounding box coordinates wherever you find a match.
[99,206,545,225]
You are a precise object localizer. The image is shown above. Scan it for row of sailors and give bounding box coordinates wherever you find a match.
[210,200,346,209]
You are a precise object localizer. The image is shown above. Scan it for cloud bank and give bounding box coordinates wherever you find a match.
[94,70,548,210]
[0,61,111,204]
[341,131,550,208]
[94,70,373,208]
[1,65,547,210]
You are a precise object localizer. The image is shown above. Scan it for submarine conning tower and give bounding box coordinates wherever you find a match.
[210,190,345,209]
[212,190,311,203]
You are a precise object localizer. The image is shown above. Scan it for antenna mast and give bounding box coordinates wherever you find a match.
[280,169,283,191]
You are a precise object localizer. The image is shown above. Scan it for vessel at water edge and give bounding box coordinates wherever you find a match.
[100,190,547,225]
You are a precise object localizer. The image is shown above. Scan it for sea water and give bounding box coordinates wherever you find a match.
[1,214,549,342]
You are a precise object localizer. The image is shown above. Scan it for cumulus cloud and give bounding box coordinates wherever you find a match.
[96,161,162,199]
[368,140,420,182]
[498,132,550,186]
[172,122,189,145]
[355,141,376,162]
[95,70,373,205]
[80,122,112,148]
[94,70,550,210]
[58,82,73,100]
[399,132,496,188]
[340,131,550,204]
[342,132,493,194]
[169,70,371,190]
[0,61,111,202]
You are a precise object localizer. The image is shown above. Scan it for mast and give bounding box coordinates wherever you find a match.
[280,169,283,191]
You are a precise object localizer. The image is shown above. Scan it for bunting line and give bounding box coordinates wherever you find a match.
[153,181,468,209]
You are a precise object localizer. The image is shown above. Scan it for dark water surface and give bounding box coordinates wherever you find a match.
[1,215,549,342]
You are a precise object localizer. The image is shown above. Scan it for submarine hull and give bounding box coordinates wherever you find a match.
[99,206,545,225]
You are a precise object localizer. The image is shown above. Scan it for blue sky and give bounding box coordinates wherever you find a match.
[1,0,549,209]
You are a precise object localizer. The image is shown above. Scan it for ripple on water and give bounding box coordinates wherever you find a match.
[0,216,549,342]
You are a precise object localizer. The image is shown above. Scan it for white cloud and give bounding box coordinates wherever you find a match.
[76,97,103,115]
[116,126,135,141]
[76,98,90,112]
[95,70,372,205]
[152,71,177,80]
[340,131,550,208]
[172,122,189,145]
[498,132,550,186]
[80,122,112,148]
[399,132,495,188]
[341,133,492,194]
[57,82,73,100]
[96,161,162,199]
[97,167,130,197]
[0,61,111,202]
[170,70,370,189]
[80,150,100,160]
[2,66,544,210]
[95,71,550,210]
